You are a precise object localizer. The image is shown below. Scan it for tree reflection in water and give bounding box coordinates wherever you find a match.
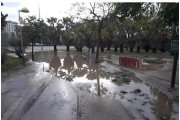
[63,53,74,74]
[30,51,176,120]
[59,53,74,81]
[85,53,101,96]
[73,55,87,77]
[150,86,172,120]
[50,52,61,76]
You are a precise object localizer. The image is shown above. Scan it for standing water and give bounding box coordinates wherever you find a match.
[31,51,178,120]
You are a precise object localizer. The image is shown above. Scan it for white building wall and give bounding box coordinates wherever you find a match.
[4,20,18,38]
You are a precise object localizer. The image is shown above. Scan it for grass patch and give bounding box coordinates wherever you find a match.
[1,55,23,72]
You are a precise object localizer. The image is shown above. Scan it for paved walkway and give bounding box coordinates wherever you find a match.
[140,59,179,99]
[144,60,179,84]
[21,76,133,120]
[2,62,133,120]
[3,50,178,120]
[2,62,51,120]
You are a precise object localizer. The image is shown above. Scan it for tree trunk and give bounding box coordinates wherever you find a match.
[130,47,133,52]
[95,46,99,63]
[152,47,157,53]
[92,46,95,53]
[107,46,110,51]
[1,53,5,64]
[95,21,103,63]
[114,47,117,52]
[137,46,140,53]
[101,47,104,52]
[97,77,100,96]
[145,45,149,52]
[32,40,34,61]
[15,50,23,58]
[120,44,123,53]
[160,48,165,53]
[2,57,5,64]
[145,48,149,52]
[54,45,57,52]
[66,45,69,51]
[1,48,6,64]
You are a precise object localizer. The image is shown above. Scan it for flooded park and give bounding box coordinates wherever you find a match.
[24,50,178,120]
[1,2,179,120]
[2,47,179,120]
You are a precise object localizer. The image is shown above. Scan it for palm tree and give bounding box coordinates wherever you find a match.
[47,17,62,51]
[61,17,74,51]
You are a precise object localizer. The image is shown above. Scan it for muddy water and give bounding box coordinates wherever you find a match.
[32,51,177,120]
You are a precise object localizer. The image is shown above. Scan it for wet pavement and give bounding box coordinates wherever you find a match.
[1,62,51,120]
[32,51,178,120]
[21,76,132,120]
[2,50,179,120]
[21,76,78,120]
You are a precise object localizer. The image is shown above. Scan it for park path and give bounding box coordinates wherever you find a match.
[1,62,51,120]
[21,76,133,120]
[2,50,178,120]
[2,62,133,120]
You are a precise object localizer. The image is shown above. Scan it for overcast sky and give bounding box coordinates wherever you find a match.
[1,0,178,23]
[1,0,74,22]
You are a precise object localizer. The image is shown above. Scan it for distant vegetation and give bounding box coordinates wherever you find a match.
[2,2,179,63]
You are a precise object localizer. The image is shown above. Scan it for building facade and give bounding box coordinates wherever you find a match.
[4,20,18,38]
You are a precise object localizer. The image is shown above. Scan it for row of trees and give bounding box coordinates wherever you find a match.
[5,2,179,63]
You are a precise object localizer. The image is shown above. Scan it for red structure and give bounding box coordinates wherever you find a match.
[119,57,140,69]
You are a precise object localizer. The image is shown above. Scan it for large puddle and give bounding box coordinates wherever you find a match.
[30,51,178,120]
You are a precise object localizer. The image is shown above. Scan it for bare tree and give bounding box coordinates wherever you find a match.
[72,2,114,63]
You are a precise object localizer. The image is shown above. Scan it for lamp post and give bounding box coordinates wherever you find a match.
[31,25,35,61]
[170,24,179,88]
[18,7,29,66]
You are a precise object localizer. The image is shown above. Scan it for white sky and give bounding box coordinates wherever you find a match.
[1,0,75,22]
[1,0,179,23]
